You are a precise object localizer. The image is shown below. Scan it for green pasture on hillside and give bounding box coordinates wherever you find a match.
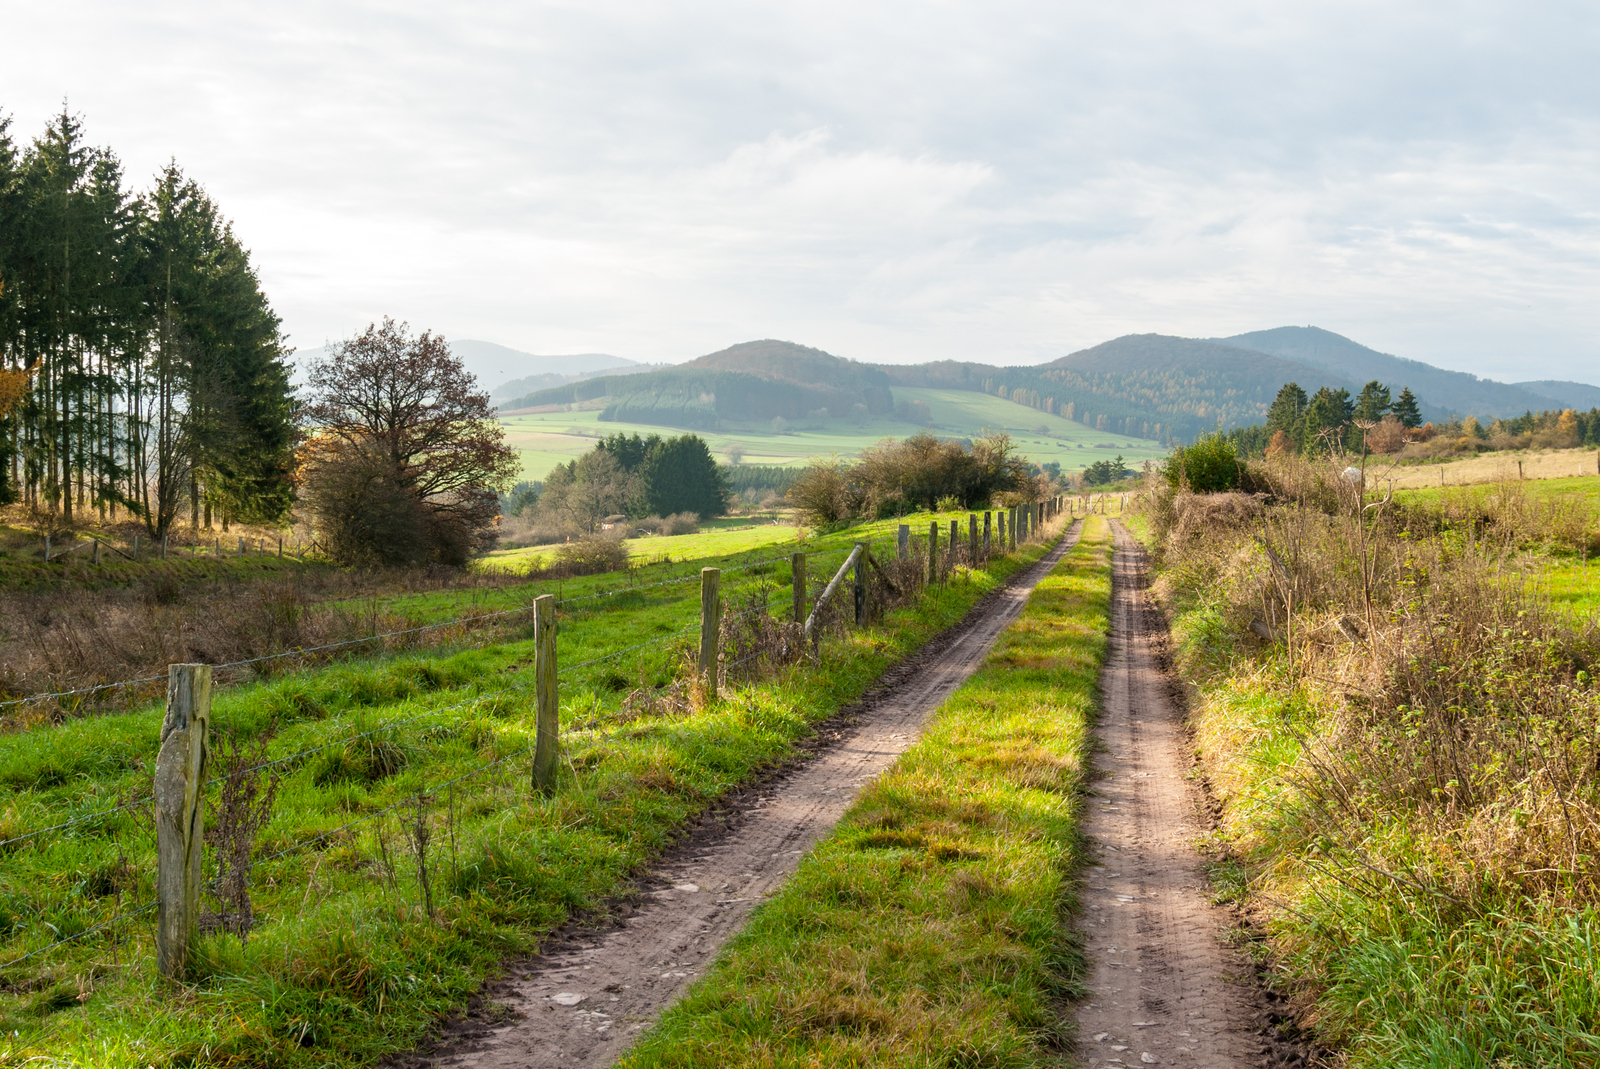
[0,510,1057,1067]
[623,516,1112,1067]
[499,386,1167,482]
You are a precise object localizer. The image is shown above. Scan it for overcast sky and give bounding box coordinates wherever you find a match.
[7,1,1598,382]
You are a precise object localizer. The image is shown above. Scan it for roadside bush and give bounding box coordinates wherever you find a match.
[1161,433,1240,492]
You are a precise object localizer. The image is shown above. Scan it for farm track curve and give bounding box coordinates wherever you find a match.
[393,521,1084,1069]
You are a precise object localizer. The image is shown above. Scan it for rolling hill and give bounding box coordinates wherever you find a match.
[1216,326,1552,419]
[493,328,1598,481]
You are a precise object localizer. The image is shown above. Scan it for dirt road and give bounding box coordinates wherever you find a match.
[403,523,1082,1069]
[1075,521,1276,1068]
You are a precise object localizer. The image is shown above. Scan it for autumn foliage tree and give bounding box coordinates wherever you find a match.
[301,319,518,566]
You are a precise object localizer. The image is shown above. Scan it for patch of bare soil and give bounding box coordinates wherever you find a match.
[388,523,1084,1069]
[1075,521,1316,1069]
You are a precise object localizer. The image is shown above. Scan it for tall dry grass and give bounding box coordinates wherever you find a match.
[1154,458,1600,905]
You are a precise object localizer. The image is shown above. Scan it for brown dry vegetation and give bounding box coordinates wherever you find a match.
[0,563,536,723]
[1145,459,1600,1064]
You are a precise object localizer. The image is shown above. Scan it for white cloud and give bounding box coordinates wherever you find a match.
[4,0,1598,381]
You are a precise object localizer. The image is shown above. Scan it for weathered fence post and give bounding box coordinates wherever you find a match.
[853,542,867,625]
[928,522,939,583]
[949,520,958,569]
[214,537,220,557]
[968,515,977,563]
[997,510,1005,551]
[277,537,283,559]
[161,535,168,560]
[983,512,992,557]
[238,536,245,556]
[93,538,102,565]
[155,663,211,979]
[791,552,807,623]
[699,568,721,701]
[897,524,909,560]
[42,535,50,563]
[133,535,141,561]
[531,595,559,794]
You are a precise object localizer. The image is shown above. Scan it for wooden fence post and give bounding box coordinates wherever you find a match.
[214,537,220,557]
[968,515,977,563]
[983,511,992,557]
[700,568,720,701]
[42,535,49,563]
[238,536,245,556]
[531,595,559,794]
[133,535,141,561]
[161,535,168,560]
[997,510,1005,551]
[277,537,283,559]
[949,520,958,568]
[853,542,867,625]
[155,664,211,979]
[791,552,807,623]
[93,538,102,566]
[897,524,909,560]
[928,521,938,583]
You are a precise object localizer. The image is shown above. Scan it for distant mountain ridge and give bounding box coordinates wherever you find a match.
[292,339,639,399]
[492,328,1595,441]
[1513,379,1600,411]
[1214,327,1555,419]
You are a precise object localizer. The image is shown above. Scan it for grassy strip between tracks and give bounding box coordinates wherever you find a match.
[0,517,1051,1067]
[620,516,1112,1069]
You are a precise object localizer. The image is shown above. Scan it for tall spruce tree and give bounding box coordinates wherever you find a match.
[0,108,295,537]
[1392,387,1422,428]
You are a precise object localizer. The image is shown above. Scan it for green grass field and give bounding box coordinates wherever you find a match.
[621,517,1111,1067]
[500,386,1167,483]
[481,521,801,573]
[0,511,1055,1067]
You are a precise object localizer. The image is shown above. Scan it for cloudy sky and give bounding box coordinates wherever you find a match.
[7,1,1598,381]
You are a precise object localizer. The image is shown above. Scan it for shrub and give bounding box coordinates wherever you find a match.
[1161,435,1240,493]
[658,511,700,536]
[554,538,630,576]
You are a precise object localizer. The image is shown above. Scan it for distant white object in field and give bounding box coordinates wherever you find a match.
[1341,466,1364,487]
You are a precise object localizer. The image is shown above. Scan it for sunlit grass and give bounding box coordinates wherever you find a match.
[621,517,1111,1068]
[0,512,1057,1066]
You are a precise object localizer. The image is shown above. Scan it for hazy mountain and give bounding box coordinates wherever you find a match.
[492,328,1596,441]
[505,339,894,429]
[1513,380,1600,411]
[449,340,635,393]
[292,338,637,397]
[1216,326,1554,419]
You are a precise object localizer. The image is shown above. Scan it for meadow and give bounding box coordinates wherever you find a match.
[498,385,1168,482]
[0,507,1053,1067]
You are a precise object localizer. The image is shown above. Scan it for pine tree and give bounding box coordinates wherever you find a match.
[1265,382,1309,437]
[1354,380,1391,422]
[1392,387,1422,428]
[642,435,728,518]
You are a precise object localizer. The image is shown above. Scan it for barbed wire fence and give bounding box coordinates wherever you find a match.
[0,500,1072,977]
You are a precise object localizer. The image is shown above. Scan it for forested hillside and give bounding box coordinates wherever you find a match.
[1218,325,1549,419]
[502,340,896,430]
[0,110,296,534]
[501,330,1593,447]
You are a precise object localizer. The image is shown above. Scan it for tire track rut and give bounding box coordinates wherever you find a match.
[402,522,1083,1068]
[1075,521,1279,1068]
